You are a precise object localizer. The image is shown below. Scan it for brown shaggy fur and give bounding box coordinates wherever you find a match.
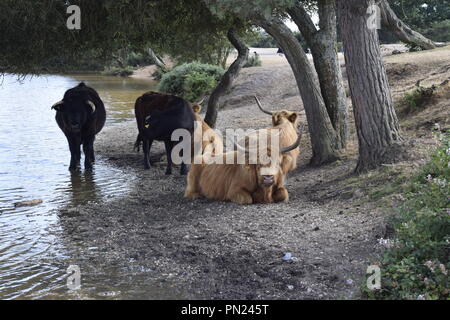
[241,110,300,174]
[192,104,224,158]
[270,111,300,173]
[185,151,288,205]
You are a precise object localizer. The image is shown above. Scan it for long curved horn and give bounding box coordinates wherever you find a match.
[280,123,305,154]
[196,97,206,105]
[51,101,64,110]
[86,100,96,113]
[254,95,273,115]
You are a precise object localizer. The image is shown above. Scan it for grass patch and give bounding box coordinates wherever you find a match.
[363,132,450,300]
[400,86,436,115]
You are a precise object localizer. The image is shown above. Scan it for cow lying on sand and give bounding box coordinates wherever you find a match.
[184,131,302,205]
[51,82,106,170]
[253,96,301,173]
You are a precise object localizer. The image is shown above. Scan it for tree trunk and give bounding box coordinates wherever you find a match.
[338,0,402,173]
[288,0,348,149]
[147,48,167,71]
[380,0,438,50]
[204,28,249,128]
[253,14,339,165]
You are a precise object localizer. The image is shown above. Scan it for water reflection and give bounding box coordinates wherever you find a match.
[68,170,100,206]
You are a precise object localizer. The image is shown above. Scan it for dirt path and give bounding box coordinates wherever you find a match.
[58,45,450,299]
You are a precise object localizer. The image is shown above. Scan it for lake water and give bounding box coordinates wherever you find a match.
[0,74,158,299]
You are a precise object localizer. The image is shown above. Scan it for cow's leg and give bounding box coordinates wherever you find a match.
[142,138,153,169]
[163,140,173,175]
[281,154,294,174]
[229,189,253,205]
[67,135,81,171]
[273,186,289,203]
[90,137,96,163]
[252,187,273,203]
[184,169,201,200]
[179,142,189,175]
[83,136,95,170]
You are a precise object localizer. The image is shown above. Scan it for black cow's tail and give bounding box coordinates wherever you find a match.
[134,133,143,152]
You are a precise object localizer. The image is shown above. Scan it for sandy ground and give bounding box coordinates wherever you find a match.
[59,45,450,299]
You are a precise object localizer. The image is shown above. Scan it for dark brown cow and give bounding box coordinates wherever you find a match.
[134,91,196,175]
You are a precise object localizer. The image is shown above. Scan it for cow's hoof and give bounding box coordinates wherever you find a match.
[185,192,200,200]
[165,169,172,175]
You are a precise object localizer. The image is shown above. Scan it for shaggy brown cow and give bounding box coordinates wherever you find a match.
[253,96,301,173]
[184,134,301,205]
[191,104,224,160]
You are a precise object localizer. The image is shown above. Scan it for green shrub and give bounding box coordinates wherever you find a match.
[243,53,262,68]
[183,71,218,102]
[158,62,225,101]
[364,132,450,300]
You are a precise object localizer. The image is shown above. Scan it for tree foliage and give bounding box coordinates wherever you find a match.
[0,0,245,74]
[388,0,450,30]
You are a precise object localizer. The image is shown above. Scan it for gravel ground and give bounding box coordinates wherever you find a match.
[57,45,449,300]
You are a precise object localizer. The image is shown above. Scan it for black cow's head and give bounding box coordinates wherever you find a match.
[51,85,96,132]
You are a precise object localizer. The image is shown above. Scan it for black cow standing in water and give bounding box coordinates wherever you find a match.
[51,83,106,170]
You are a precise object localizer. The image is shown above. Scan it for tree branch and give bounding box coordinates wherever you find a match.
[204,28,249,128]
[379,0,438,50]
[287,1,317,44]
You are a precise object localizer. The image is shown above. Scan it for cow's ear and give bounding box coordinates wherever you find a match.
[272,114,280,125]
[51,101,64,111]
[288,113,298,124]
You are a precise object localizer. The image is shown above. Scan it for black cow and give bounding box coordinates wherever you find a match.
[134,92,195,175]
[51,83,106,170]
